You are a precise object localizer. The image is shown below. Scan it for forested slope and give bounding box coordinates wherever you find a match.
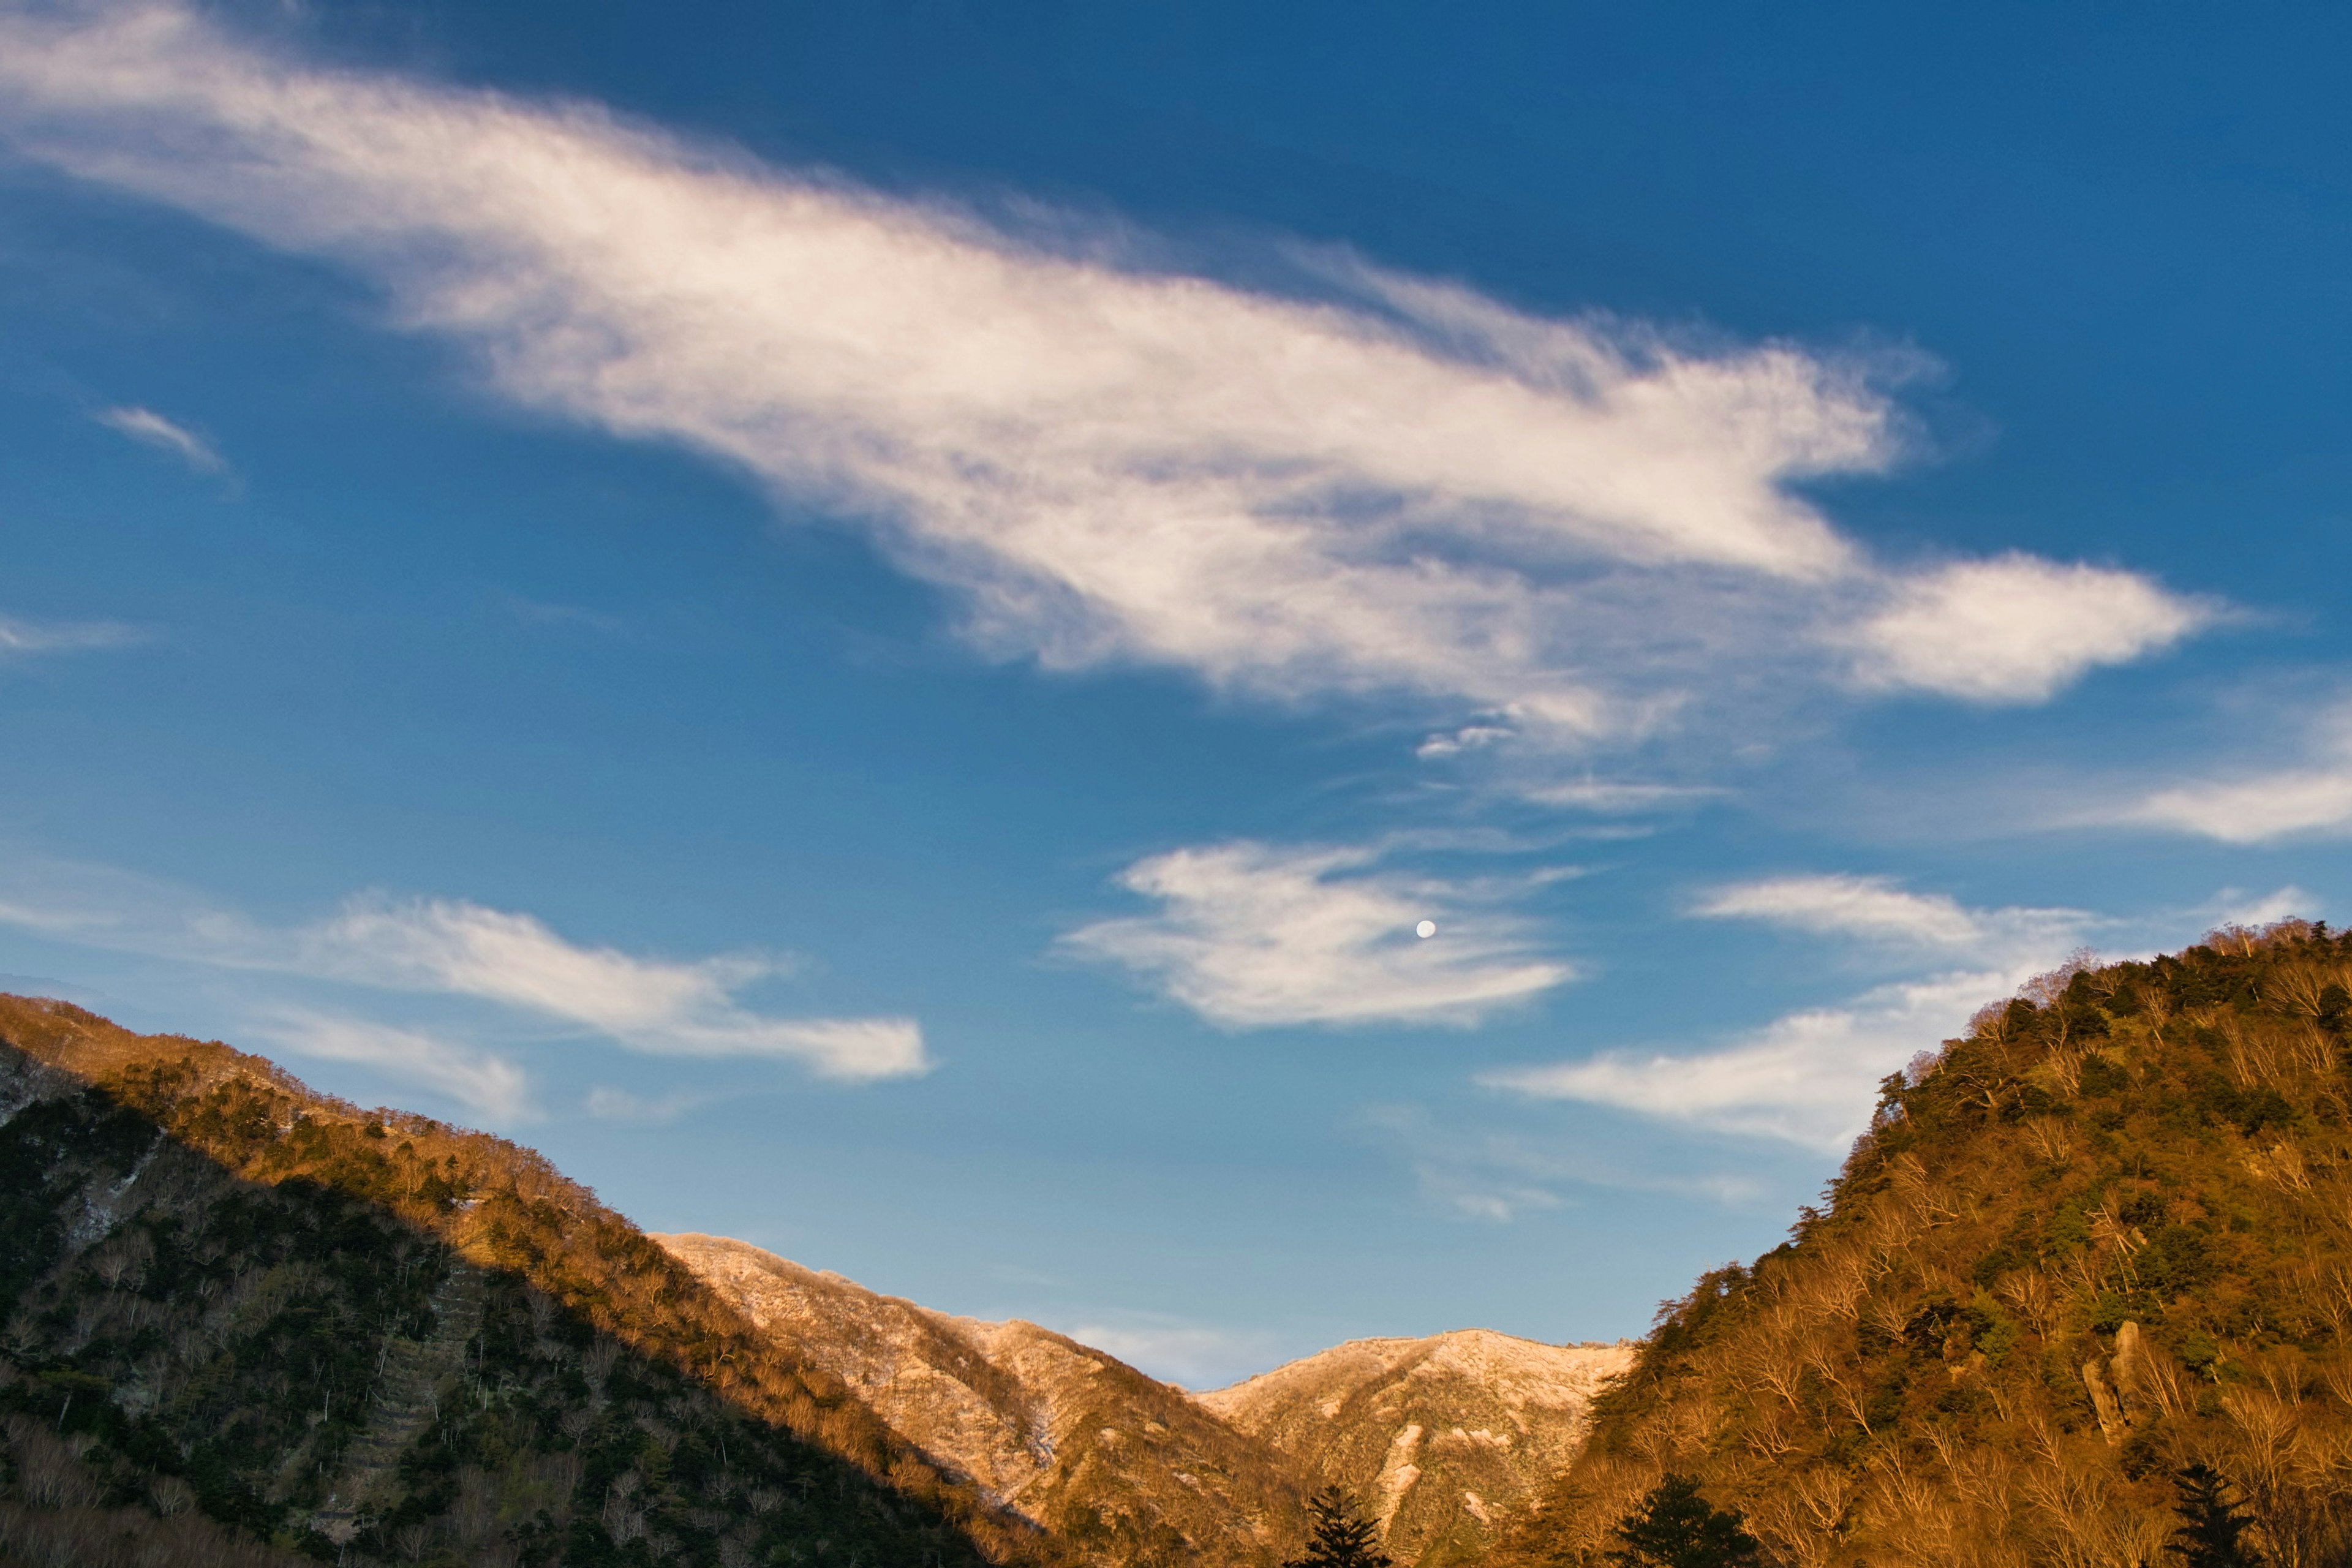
[1501,924,2352,1567]
[0,996,1055,1568]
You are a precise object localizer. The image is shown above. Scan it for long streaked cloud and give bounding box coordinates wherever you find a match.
[94,403,225,473]
[2103,706,2352,843]
[1486,878,2319,1147]
[0,2,2206,749]
[1484,876,2105,1148]
[254,1008,532,1121]
[0,859,927,1080]
[1058,840,1575,1028]
[1482,968,2022,1150]
[1692,872,2087,962]
[0,612,143,655]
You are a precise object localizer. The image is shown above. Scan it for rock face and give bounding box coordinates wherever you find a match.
[1198,1332,1638,1568]
[659,1232,1630,1568]
[655,1232,1311,1568]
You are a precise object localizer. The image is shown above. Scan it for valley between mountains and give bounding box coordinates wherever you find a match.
[0,993,1628,1568]
[656,1234,1630,1568]
[15,922,2352,1566]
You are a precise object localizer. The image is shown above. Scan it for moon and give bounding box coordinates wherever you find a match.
[1415,920,1437,939]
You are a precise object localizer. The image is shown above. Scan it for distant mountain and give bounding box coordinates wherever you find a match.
[1498,924,2352,1567]
[1198,1333,1633,1568]
[0,997,1049,1568]
[660,1237,1630,1568]
[657,1235,1308,1568]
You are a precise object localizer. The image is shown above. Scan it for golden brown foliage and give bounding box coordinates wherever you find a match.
[1500,922,2352,1568]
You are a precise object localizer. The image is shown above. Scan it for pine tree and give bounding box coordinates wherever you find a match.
[2168,1463,2263,1567]
[1284,1487,1393,1568]
[1605,1474,1763,1568]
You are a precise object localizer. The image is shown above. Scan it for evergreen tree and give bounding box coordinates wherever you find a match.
[1605,1474,1763,1568]
[2168,1463,2263,1567]
[1285,1487,1393,1568]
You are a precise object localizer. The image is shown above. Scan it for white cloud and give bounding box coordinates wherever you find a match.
[0,612,141,654]
[1482,968,2022,1150]
[2099,703,2352,843]
[1697,875,1984,946]
[0,859,927,1081]
[1522,778,1727,813]
[0,3,2204,742]
[94,404,225,473]
[1058,840,1575,1028]
[1486,877,2108,1148]
[1693,872,2087,963]
[2121,769,2352,845]
[1850,553,2208,703]
[2217,885,2318,927]
[254,1008,531,1122]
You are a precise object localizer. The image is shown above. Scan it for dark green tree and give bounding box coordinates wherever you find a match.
[2168,1463,2263,1567]
[1605,1474,1763,1568]
[1284,1487,1392,1568]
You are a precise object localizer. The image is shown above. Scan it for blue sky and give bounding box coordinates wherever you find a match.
[1,1,2348,1385]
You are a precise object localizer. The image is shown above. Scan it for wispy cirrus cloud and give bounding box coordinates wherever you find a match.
[2099,704,2352,843]
[0,859,927,1081]
[1484,876,2103,1148]
[252,1008,532,1122]
[0,612,143,655]
[1485,876,2321,1148]
[1692,872,2087,962]
[0,2,2205,753]
[1058,840,1575,1028]
[94,403,225,473]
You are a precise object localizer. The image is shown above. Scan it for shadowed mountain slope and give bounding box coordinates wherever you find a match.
[0,996,1051,1568]
[1498,924,2352,1568]
[1197,1332,1634,1568]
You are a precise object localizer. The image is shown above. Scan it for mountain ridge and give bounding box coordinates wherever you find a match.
[657,1233,1630,1568]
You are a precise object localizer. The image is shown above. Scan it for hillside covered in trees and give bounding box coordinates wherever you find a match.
[1502,922,2352,1567]
[0,995,1056,1568]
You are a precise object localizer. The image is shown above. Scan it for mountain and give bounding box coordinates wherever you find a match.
[656,1235,1308,1568]
[0,996,1049,1568]
[0,992,1630,1568]
[1197,1333,1633,1568]
[657,1238,1630,1568]
[1499,923,2352,1567]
